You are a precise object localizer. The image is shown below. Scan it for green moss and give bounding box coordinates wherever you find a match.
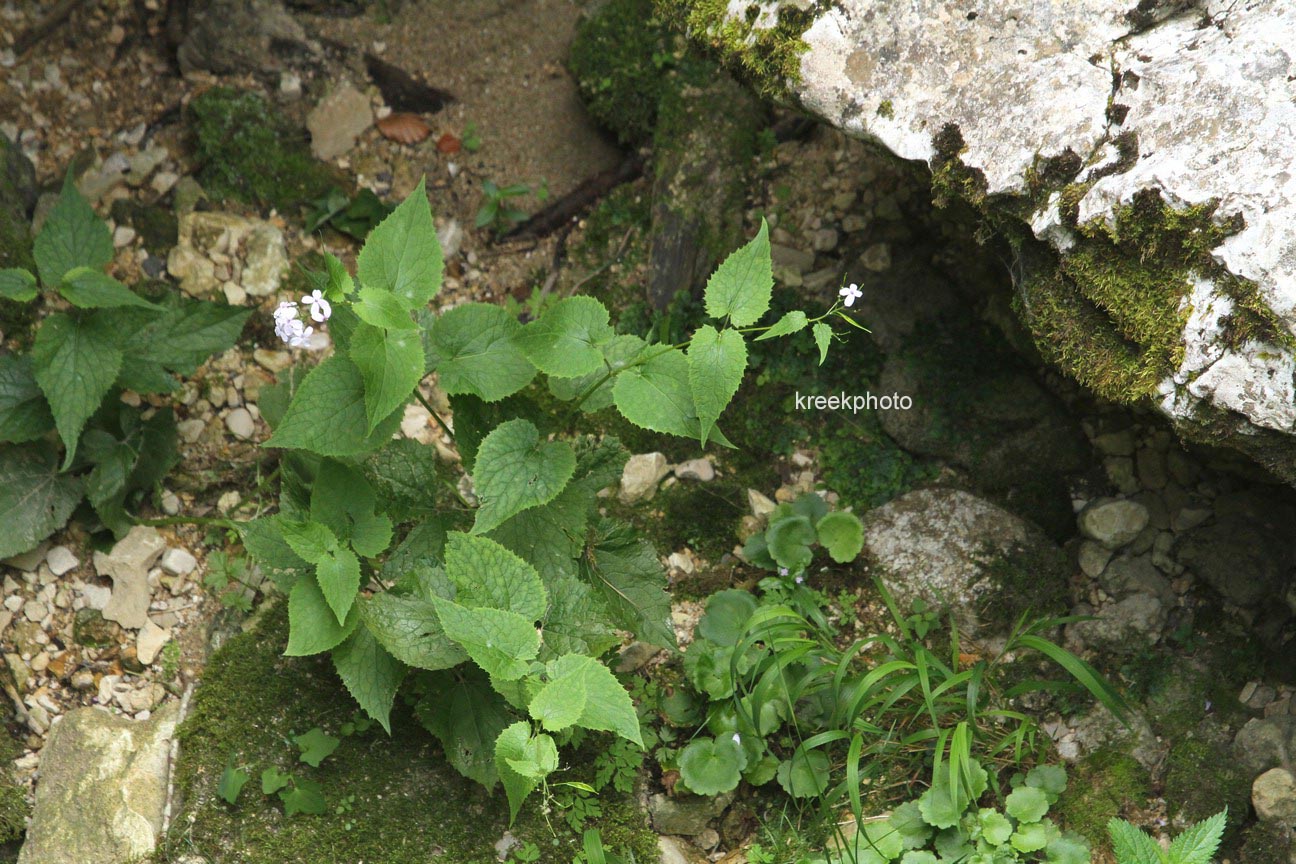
[975,541,1070,628]
[930,123,989,211]
[1053,747,1148,852]
[0,134,37,342]
[165,602,657,864]
[1240,821,1294,863]
[653,0,813,98]
[1162,736,1249,845]
[568,0,671,145]
[876,100,894,119]
[0,727,27,848]
[188,87,339,213]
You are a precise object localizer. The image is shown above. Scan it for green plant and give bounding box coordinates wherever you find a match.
[475,179,540,233]
[239,179,856,822]
[305,186,395,240]
[0,176,248,557]
[1108,809,1226,864]
[824,761,1089,864]
[462,122,482,153]
[217,726,340,817]
[203,550,257,612]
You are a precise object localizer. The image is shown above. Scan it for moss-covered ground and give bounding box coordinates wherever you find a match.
[162,603,657,864]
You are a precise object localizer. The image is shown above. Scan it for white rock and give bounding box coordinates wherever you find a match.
[619,453,670,503]
[675,458,715,482]
[136,621,170,666]
[747,488,776,519]
[1253,767,1296,825]
[160,548,197,577]
[224,407,255,440]
[176,418,206,444]
[112,226,136,248]
[81,584,111,611]
[45,545,79,576]
[95,527,165,630]
[1079,499,1150,550]
[306,82,373,160]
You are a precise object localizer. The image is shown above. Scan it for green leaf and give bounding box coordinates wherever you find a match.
[0,444,84,558]
[687,325,746,447]
[362,439,443,520]
[528,654,642,745]
[356,176,443,309]
[766,514,815,573]
[59,267,160,309]
[261,767,291,795]
[548,334,647,412]
[696,589,757,647]
[703,218,772,327]
[31,313,123,466]
[33,175,112,288]
[471,419,575,534]
[1005,786,1050,823]
[449,392,547,473]
[279,780,327,816]
[754,309,808,341]
[353,284,418,330]
[860,820,905,861]
[0,268,37,302]
[917,779,962,830]
[444,532,548,620]
[678,735,744,796]
[281,520,360,624]
[612,347,732,446]
[266,355,403,456]
[424,303,535,401]
[582,523,676,649]
[1025,764,1068,802]
[1011,821,1050,853]
[294,727,340,767]
[890,801,933,849]
[416,669,513,788]
[360,593,465,670]
[239,514,311,584]
[285,577,360,656]
[514,296,614,378]
[900,853,939,864]
[115,301,250,376]
[217,764,248,805]
[349,322,424,434]
[776,748,829,798]
[979,809,1013,845]
[495,721,545,823]
[310,460,393,558]
[431,598,540,680]
[332,625,407,733]
[1167,809,1227,864]
[1107,819,1164,864]
[0,355,54,444]
[816,511,864,563]
[812,322,832,365]
[506,731,559,779]
[1046,836,1092,864]
[539,572,619,658]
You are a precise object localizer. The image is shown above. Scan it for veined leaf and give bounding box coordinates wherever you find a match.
[687,325,746,447]
[353,284,418,330]
[548,334,647,412]
[444,532,547,620]
[31,312,123,467]
[349,321,424,434]
[424,303,535,401]
[0,355,54,444]
[612,346,733,447]
[528,654,642,745]
[33,175,112,288]
[812,322,832,365]
[356,176,443,309]
[470,419,575,534]
[332,625,407,733]
[60,267,160,310]
[285,577,360,656]
[1166,808,1227,864]
[495,721,545,823]
[416,669,513,788]
[754,310,808,341]
[582,522,676,649]
[0,444,83,559]
[816,511,864,563]
[310,459,393,558]
[0,268,37,302]
[431,597,540,680]
[513,295,614,378]
[703,218,772,327]
[266,355,403,456]
[360,593,466,670]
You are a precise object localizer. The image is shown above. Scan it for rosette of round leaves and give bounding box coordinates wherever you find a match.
[741,491,865,575]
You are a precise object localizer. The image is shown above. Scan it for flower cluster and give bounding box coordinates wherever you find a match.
[273,290,332,348]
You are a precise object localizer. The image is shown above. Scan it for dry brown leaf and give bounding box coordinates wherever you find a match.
[377,112,432,145]
[436,132,462,154]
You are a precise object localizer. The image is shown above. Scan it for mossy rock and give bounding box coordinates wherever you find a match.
[568,0,670,146]
[164,602,658,864]
[0,132,37,340]
[1053,747,1149,853]
[188,87,339,213]
[1162,734,1250,849]
[109,200,180,256]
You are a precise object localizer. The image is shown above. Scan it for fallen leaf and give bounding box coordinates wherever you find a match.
[436,132,462,154]
[377,112,432,145]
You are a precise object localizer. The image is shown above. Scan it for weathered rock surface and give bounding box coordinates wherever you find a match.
[173,0,309,76]
[18,704,178,864]
[619,452,671,503]
[1255,768,1296,826]
[168,211,288,300]
[95,527,166,630]
[690,0,1296,481]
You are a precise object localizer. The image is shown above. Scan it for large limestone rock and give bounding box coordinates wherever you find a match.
[19,704,179,864]
[680,0,1296,481]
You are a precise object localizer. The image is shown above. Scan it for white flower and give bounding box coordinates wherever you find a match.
[731,732,741,746]
[795,575,805,585]
[301,289,331,323]
[839,283,863,307]
[273,300,298,324]
[778,567,789,577]
[288,324,314,348]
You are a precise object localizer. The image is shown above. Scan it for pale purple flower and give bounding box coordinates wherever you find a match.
[778,567,789,577]
[301,289,332,323]
[839,283,863,307]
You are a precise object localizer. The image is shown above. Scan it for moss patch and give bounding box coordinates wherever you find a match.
[188,87,339,213]
[568,0,671,145]
[0,134,37,342]
[975,540,1070,629]
[164,603,657,864]
[1161,735,1249,845]
[1053,747,1149,853]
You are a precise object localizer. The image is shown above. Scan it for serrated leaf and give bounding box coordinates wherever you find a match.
[353,284,418,330]
[310,460,393,558]
[0,355,53,444]
[332,625,406,733]
[766,514,815,573]
[444,532,547,619]
[0,268,37,302]
[582,524,676,649]
[495,721,544,823]
[539,572,618,658]
[266,355,403,456]
[1006,785,1049,823]
[1025,764,1068,801]
[285,577,360,656]
[31,313,123,466]
[294,727,340,767]
[1046,836,1092,864]
[514,295,614,378]
[471,419,575,534]
[218,764,249,805]
[84,431,135,536]
[416,669,513,788]
[33,175,112,288]
[979,808,1013,845]
[350,323,424,434]
[529,654,642,745]
[60,267,160,309]
[279,780,327,816]
[239,514,312,585]
[687,325,746,447]
[890,801,932,849]
[110,300,251,376]
[424,303,535,401]
[816,511,864,563]
[356,176,443,309]
[360,593,465,669]
[1167,809,1227,864]
[431,597,540,680]
[548,334,647,412]
[1011,821,1050,853]
[612,346,733,446]
[1107,819,1164,864]
[261,767,290,795]
[754,309,808,341]
[812,322,832,365]
[917,781,962,830]
[449,392,546,474]
[281,518,360,623]
[506,732,559,779]
[362,438,442,519]
[679,736,744,796]
[703,218,772,327]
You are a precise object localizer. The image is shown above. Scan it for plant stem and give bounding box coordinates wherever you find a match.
[414,387,456,442]
[132,515,238,530]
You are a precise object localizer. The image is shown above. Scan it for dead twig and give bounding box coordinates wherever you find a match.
[500,153,644,244]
